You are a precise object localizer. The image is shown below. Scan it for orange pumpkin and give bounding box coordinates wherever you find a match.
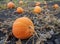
[53,4,59,9]
[16,7,24,13]
[7,2,15,8]
[33,6,42,13]
[35,2,40,6]
[19,1,23,5]
[12,17,34,39]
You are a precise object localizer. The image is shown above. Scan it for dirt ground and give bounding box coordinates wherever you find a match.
[0,1,60,44]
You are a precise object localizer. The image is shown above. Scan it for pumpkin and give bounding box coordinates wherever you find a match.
[19,1,23,5]
[16,7,24,13]
[12,17,34,39]
[35,2,40,6]
[33,6,42,13]
[53,4,59,9]
[7,2,15,8]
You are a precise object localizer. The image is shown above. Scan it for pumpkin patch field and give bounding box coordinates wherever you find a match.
[0,0,60,44]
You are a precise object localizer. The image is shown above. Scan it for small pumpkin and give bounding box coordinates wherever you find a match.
[33,6,42,13]
[19,1,23,5]
[35,2,40,6]
[53,4,59,9]
[7,2,15,9]
[16,7,24,13]
[12,17,34,39]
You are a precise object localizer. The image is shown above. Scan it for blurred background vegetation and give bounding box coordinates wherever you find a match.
[0,0,60,10]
